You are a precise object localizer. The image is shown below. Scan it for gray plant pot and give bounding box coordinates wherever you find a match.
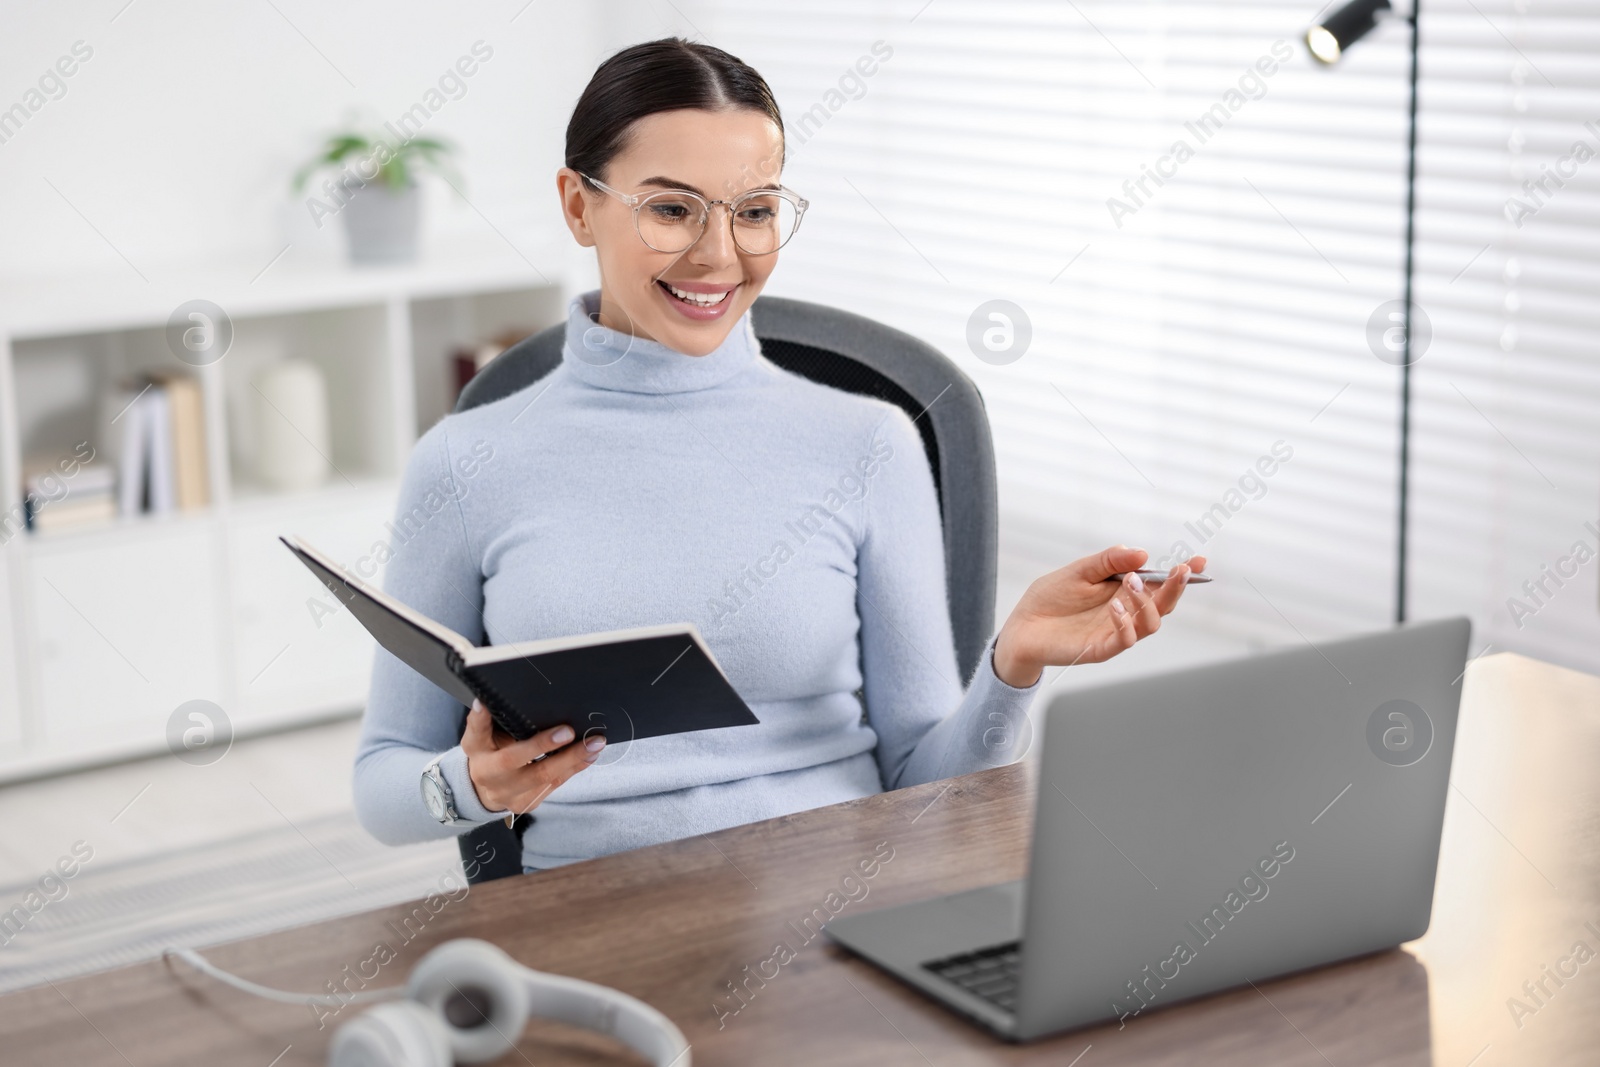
[341,180,420,265]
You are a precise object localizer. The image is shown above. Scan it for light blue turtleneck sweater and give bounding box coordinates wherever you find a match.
[353,290,1041,870]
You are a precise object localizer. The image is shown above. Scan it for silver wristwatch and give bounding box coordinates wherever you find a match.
[420,752,466,825]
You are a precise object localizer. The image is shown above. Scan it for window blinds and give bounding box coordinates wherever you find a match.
[675,0,1600,677]
[1407,1,1600,675]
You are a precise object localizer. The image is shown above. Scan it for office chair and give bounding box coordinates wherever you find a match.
[451,295,999,883]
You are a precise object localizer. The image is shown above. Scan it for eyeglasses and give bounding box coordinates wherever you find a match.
[580,173,808,255]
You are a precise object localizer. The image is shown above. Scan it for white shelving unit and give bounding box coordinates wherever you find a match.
[0,236,569,781]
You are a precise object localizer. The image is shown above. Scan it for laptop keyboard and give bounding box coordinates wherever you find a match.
[922,940,1022,1013]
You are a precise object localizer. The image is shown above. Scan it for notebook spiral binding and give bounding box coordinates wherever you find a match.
[446,649,538,740]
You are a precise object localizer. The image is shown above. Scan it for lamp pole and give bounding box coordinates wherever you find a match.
[1396,0,1419,623]
[1307,0,1421,624]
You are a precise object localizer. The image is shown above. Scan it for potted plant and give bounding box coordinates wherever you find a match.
[292,128,461,265]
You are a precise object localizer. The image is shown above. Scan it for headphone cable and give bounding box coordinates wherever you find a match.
[164,946,402,1008]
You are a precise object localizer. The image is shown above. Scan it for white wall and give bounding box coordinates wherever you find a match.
[0,0,606,280]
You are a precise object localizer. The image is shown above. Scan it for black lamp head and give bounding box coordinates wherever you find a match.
[1306,0,1393,63]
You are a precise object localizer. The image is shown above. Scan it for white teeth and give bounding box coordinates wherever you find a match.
[664,282,731,307]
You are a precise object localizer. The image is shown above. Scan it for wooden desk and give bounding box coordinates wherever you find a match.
[2,652,1597,1065]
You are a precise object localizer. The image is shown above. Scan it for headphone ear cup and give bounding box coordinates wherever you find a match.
[407,939,532,1065]
[328,1001,453,1067]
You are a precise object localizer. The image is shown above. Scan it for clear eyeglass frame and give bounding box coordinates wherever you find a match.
[580,172,809,255]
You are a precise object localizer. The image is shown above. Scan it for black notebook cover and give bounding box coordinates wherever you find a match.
[466,633,757,744]
[280,535,760,744]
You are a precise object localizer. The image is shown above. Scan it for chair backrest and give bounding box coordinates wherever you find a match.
[451,294,998,882]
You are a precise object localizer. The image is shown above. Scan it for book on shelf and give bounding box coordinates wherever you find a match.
[30,495,118,531]
[21,453,117,532]
[96,371,210,519]
[149,371,209,510]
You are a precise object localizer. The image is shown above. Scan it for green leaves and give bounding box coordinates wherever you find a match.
[290,128,461,195]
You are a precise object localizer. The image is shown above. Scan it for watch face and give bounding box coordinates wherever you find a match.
[422,776,447,820]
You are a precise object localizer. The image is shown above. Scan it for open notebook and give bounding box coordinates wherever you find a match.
[280,535,760,744]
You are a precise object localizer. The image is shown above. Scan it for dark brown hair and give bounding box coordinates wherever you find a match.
[565,38,785,190]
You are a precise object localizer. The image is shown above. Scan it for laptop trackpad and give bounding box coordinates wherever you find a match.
[825,880,1025,968]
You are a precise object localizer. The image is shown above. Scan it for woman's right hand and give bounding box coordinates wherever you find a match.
[461,701,606,817]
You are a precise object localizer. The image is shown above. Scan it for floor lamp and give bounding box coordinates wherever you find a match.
[1306,0,1420,623]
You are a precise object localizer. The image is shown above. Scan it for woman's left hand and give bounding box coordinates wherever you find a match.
[991,545,1208,688]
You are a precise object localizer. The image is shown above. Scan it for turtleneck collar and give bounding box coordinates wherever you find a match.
[559,289,761,394]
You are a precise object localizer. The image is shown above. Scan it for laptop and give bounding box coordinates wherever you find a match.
[824,616,1471,1041]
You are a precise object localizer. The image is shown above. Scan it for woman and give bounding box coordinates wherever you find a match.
[353,38,1205,873]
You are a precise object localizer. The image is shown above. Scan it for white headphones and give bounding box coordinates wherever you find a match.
[165,938,691,1066]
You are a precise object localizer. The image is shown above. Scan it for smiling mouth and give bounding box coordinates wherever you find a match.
[657,280,736,308]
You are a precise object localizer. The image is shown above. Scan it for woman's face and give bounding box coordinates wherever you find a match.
[557,107,786,357]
